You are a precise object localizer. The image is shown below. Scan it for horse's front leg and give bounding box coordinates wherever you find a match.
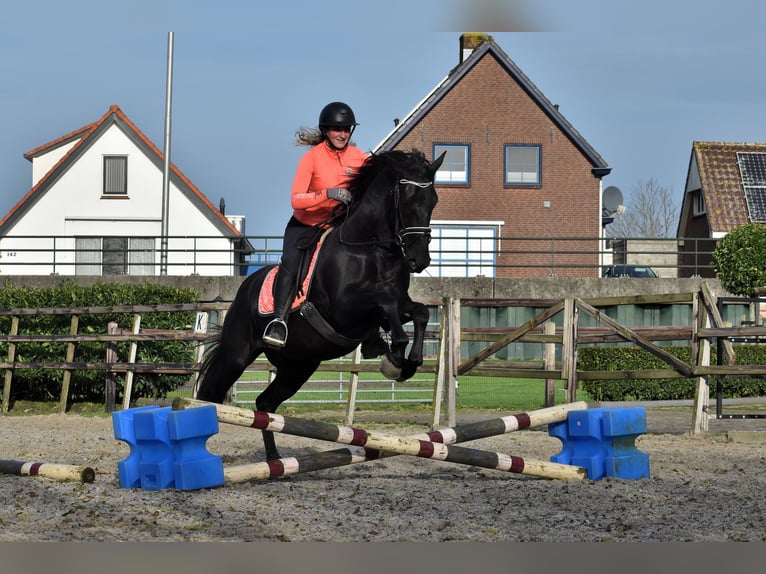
[376,295,432,381]
[397,300,429,381]
[377,296,410,380]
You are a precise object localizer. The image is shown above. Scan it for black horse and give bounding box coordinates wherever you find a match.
[196,149,445,460]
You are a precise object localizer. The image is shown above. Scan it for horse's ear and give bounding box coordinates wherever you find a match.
[431,151,447,173]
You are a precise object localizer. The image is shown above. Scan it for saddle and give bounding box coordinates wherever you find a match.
[257,228,328,317]
[256,226,379,350]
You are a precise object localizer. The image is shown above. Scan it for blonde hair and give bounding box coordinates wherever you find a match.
[294,127,324,147]
[294,126,356,147]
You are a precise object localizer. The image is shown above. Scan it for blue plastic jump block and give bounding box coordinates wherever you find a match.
[112,405,167,489]
[112,404,224,490]
[548,407,650,481]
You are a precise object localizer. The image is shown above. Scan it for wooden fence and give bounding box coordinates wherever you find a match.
[446,283,766,432]
[1,282,765,433]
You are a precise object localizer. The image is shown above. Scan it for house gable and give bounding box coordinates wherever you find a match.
[0,104,250,276]
[373,33,610,278]
[0,105,240,238]
[375,36,609,174]
[678,141,766,239]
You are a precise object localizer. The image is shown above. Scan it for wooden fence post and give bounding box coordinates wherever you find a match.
[191,311,208,399]
[543,321,556,407]
[2,315,19,414]
[431,298,448,428]
[58,315,79,414]
[344,345,362,425]
[104,321,118,413]
[561,298,578,402]
[447,297,460,427]
[121,314,142,410]
[692,291,710,433]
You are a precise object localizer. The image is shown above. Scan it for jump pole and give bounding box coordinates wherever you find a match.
[173,398,587,481]
[222,401,591,483]
[0,459,95,483]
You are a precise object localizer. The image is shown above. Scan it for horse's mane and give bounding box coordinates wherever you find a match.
[346,149,430,201]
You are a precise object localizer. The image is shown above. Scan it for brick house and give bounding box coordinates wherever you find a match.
[374,33,611,278]
[676,141,766,278]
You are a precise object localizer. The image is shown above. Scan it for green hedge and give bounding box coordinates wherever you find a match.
[0,279,200,407]
[578,345,766,401]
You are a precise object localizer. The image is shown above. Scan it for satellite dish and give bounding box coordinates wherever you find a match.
[603,186,623,214]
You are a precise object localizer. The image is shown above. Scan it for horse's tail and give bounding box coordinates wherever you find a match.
[197,328,222,385]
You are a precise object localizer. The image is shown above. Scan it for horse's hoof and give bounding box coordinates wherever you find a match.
[396,360,419,382]
[379,355,402,380]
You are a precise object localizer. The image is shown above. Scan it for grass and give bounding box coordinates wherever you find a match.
[178,371,590,415]
[3,359,592,417]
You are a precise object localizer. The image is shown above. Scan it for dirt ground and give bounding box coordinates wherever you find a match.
[1,403,765,542]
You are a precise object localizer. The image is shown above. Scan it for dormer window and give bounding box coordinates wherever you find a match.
[103,156,128,196]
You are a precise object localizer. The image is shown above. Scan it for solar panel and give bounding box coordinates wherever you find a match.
[736,152,766,222]
[738,152,766,185]
[744,187,766,223]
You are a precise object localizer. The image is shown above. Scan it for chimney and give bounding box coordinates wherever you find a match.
[459,32,493,63]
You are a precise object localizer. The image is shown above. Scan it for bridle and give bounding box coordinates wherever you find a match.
[392,178,433,251]
[338,177,434,257]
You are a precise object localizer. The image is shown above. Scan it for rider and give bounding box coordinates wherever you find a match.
[262,101,369,347]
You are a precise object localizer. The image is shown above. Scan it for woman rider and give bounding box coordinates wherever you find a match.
[262,101,368,347]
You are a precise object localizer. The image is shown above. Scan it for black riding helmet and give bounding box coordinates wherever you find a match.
[318,101,358,132]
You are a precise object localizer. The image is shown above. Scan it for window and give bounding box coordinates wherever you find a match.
[75,236,155,275]
[75,237,101,275]
[129,238,155,275]
[434,144,469,184]
[103,156,128,195]
[693,191,706,215]
[425,224,497,277]
[103,237,129,275]
[504,145,541,185]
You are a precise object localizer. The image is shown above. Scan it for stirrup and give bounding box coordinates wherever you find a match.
[262,318,288,348]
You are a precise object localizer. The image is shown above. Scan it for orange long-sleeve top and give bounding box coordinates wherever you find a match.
[290,142,369,226]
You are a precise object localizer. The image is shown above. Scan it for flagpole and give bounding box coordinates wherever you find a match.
[160,31,174,275]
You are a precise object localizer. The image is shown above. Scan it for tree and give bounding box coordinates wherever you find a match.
[606,178,679,238]
[713,223,766,297]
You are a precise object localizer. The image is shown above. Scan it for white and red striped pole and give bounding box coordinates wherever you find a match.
[0,459,95,483]
[173,398,588,481]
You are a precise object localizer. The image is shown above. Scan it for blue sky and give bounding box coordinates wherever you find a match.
[1,0,765,236]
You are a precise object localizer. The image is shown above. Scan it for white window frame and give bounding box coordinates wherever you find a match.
[422,221,502,278]
[433,144,470,184]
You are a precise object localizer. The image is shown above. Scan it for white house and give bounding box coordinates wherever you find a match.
[0,104,251,276]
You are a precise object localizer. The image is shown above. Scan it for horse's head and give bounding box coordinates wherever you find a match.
[342,149,445,272]
[394,151,445,273]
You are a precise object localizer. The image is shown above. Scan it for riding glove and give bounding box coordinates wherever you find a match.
[326,188,352,204]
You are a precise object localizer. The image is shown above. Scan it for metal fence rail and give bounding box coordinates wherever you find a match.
[0,234,717,277]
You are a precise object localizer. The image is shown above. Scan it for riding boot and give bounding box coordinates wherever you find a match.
[262,269,297,348]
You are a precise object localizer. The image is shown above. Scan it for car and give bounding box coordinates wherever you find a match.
[602,265,659,278]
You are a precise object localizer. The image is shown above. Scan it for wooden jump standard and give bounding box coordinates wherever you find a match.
[0,459,95,483]
[173,398,588,481]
